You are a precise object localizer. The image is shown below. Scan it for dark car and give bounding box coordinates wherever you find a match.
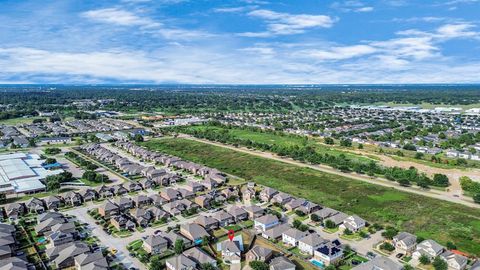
[396,253,404,258]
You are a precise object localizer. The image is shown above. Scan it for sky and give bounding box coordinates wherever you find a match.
[0,0,480,84]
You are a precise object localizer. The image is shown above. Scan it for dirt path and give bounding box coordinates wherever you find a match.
[344,149,480,196]
[179,135,480,209]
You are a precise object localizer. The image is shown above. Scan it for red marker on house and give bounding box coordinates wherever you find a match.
[228,230,235,241]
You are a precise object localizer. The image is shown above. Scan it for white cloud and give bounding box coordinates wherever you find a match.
[81,7,213,40]
[213,6,256,13]
[240,9,335,37]
[331,1,374,12]
[1,45,480,84]
[436,23,478,39]
[296,45,377,60]
[81,8,160,28]
[356,6,374,12]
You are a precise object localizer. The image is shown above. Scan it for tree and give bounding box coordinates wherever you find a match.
[311,213,320,222]
[149,255,164,270]
[432,256,448,270]
[44,158,57,164]
[249,261,269,270]
[28,138,36,147]
[403,264,414,270]
[343,228,353,235]
[134,134,144,142]
[44,147,61,155]
[414,152,424,159]
[324,266,336,270]
[358,144,364,149]
[381,227,398,239]
[324,219,336,229]
[473,193,480,204]
[380,242,395,252]
[0,193,6,204]
[403,144,416,151]
[340,139,352,147]
[433,174,450,187]
[200,263,216,270]
[292,219,302,229]
[174,239,184,254]
[419,254,431,265]
[324,137,334,145]
[398,179,411,187]
[446,242,456,250]
[46,178,60,191]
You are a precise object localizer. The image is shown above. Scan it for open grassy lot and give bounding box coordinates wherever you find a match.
[180,125,375,163]
[141,138,480,256]
[0,116,47,125]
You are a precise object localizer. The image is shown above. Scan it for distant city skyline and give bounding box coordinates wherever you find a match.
[1,0,480,84]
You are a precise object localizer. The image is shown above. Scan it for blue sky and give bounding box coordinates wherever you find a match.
[1,0,480,84]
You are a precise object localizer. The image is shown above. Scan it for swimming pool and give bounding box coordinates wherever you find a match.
[310,259,325,268]
[37,237,46,244]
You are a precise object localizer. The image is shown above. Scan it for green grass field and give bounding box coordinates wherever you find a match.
[0,116,47,125]
[141,138,480,256]
[182,125,376,163]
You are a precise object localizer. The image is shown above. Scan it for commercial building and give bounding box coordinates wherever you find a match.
[0,153,64,194]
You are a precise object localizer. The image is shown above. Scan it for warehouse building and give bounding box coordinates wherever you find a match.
[0,153,64,194]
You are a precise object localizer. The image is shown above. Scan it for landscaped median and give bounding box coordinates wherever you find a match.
[140,138,480,256]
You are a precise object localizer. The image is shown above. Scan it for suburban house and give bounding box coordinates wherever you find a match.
[161,188,182,202]
[25,197,46,214]
[412,240,444,260]
[298,233,327,256]
[228,206,249,222]
[245,245,273,262]
[243,205,265,218]
[440,251,468,270]
[139,178,155,189]
[186,181,204,193]
[262,224,290,240]
[242,187,256,202]
[340,215,366,232]
[180,223,210,244]
[147,206,171,222]
[312,208,339,222]
[194,215,219,231]
[212,210,235,227]
[4,203,26,220]
[132,195,151,208]
[271,192,293,205]
[313,239,344,266]
[149,194,166,207]
[178,188,195,200]
[255,214,279,232]
[269,256,296,270]
[393,232,417,254]
[95,185,114,198]
[282,228,308,247]
[143,235,169,255]
[125,182,142,193]
[166,254,196,270]
[74,251,109,270]
[259,187,278,202]
[194,195,213,209]
[183,247,217,268]
[115,197,134,211]
[78,189,98,202]
[325,212,348,227]
[98,200,119,218]
[63,192,83,207]
[352,256,403,270]
[221,240,242,265]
